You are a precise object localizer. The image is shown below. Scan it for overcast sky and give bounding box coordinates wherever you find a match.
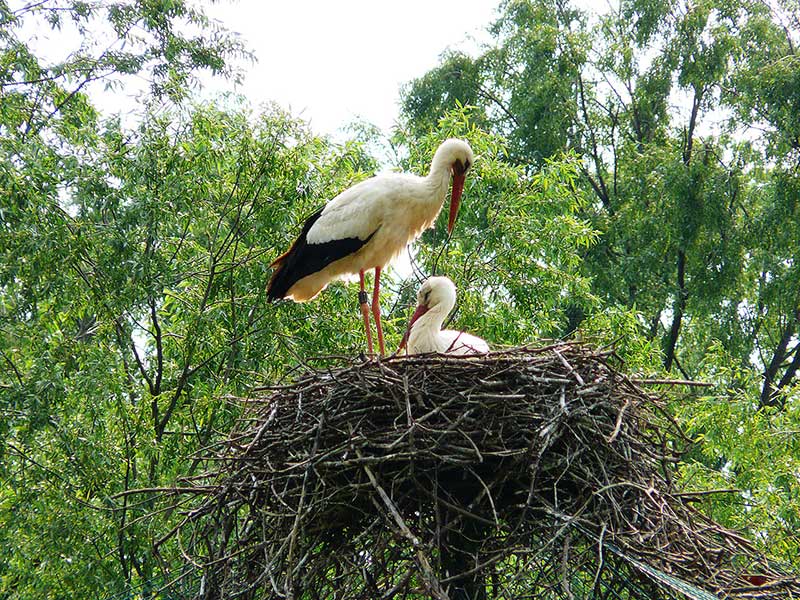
[199,0,501,136]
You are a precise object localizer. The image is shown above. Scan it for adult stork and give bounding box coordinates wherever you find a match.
[267,139,474,355]
[398,276,489,356]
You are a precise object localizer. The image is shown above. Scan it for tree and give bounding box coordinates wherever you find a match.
[400,0,800,566]
[0,2,254,595]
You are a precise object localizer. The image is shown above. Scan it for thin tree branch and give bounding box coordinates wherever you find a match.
[663,249,687,372]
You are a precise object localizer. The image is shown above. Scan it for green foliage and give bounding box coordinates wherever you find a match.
[0,93,391,596]
[675,341,800,562]
[401,53,486,138]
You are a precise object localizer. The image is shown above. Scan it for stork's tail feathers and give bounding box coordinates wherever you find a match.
[269,253,287,269]
[266,208,325,302]
[266,258,290,302]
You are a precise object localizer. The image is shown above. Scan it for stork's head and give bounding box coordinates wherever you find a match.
[415,276,457,312]
[432,139,474,234]
[398,276,457,352]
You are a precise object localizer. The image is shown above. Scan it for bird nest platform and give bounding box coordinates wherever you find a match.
[163,344,800,600]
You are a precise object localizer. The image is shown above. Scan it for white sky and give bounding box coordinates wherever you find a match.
[198,0,501,136]
[12,0,497,139]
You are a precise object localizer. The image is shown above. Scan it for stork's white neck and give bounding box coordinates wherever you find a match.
[429,145,455,177]
[409,296,455,341]
[424,150,454,203]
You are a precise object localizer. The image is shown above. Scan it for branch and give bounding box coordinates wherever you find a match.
[579,164,611,210]
[359,453,450,600]
[682,86,703,166]
[150,297,163,396]
[116,318,155,395]
[0,348,24,385]
[629,378,713,387]
[577,71,611,209]
[663,249,687,372]
[476,83,521,130]
[775,339,800,393]
[155,256,218,441]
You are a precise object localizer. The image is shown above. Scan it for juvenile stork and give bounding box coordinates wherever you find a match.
[267,139,474,355]
[398,276,489,356]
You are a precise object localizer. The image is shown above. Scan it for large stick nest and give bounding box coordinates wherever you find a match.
[164,344,799,599]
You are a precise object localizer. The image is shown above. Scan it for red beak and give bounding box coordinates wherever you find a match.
[448,172,465,235]
[398,304,430,352]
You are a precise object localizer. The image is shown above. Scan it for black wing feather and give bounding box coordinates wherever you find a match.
[267,207,377,301]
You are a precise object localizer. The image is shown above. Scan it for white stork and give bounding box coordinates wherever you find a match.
[267,139,474,355]
[398,276,489,356]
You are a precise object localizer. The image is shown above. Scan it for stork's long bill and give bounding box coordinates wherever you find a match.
[398,303,430,352]
[448,159,469,234]
[448,173,465,235]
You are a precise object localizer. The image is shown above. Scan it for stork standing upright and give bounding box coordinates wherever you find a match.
[398,276,489,356]
[267,139,474,355]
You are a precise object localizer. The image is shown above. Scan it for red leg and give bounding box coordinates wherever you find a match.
[359,269,374,354]
[372,266,385,356]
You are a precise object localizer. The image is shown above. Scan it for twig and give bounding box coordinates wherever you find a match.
[554,348,585,386]
[630,378,714,387]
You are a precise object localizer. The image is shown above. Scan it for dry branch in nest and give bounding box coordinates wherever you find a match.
[160,344,800,599]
